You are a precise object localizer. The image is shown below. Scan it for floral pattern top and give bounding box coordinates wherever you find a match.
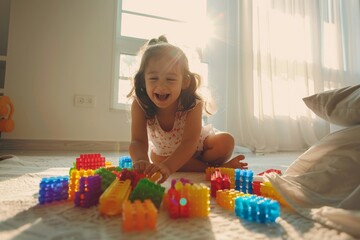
[147,108,213,157]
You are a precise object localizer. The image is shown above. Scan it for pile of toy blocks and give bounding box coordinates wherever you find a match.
[206,167,283,223]
[38,153,286,233]
[162,178,210,219]
[38,153,167,232]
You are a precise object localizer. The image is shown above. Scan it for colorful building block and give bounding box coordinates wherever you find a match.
[252,175,265,196]
[94,167,121,192]
[171,178,192,188]
[210,169,231,197]
[164,181,210,218]
[234,195,280,223]
[206,167,235,189]
[119,169,146,189]
[253,169,282,197]
[75,153,106,170]
[105,161,113,168]
[38,176,69,204]
[98,179,131,216]
[162,192,169,210]
[258,169,282,176]
[68,169,95,200]
[216,189,249,210]
[166,185,190,218]
[252,180,262,196]
[187,183,210,217]
[129,178,165,209]
[235,169,254,194]
[220,168,235,189]
[119,156,133,169]
[74,175,102,208]
[260,181,289,207]
[122,199,158,232]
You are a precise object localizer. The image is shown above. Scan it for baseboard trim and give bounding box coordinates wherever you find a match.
[0,139,130,152]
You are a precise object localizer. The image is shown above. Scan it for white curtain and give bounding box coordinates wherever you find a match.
[223,0,360,152]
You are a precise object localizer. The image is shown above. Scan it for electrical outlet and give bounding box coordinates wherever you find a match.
[74,95,96,107]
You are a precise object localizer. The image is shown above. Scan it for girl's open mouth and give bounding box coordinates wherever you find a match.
[155,93,170,101]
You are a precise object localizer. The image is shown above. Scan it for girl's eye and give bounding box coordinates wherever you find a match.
[167,78,177,81]
[149,77,158,80]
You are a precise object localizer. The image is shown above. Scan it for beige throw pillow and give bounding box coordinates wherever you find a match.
[267,125,360,209]
[303,84,360,126]
[266,125,360,237]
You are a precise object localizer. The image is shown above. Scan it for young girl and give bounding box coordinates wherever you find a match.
[128,36,247,183]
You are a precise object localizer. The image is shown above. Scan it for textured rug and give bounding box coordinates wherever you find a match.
[0,152,356,240]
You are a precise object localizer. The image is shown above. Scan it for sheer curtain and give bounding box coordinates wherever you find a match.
[223,0,360,152]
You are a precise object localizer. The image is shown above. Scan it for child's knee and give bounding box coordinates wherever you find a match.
[207,135,234,160]
[218,133,235,152]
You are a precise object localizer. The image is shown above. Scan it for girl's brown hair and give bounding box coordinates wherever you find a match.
[128,36,210,119]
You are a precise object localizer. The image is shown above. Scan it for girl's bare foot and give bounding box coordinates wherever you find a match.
[222,155,248,169]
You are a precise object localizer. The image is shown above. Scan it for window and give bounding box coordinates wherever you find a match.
[322,0,342,71]
[251,0,346,118]
[112,0,211,110]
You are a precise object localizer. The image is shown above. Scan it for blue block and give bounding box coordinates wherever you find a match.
[235,169,253,193]
[119,156,133,169]
[234,195,280,223]
[38,176,69,204]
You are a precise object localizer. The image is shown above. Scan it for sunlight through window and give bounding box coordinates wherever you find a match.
[253,2,342,119]
[253,5,315,118]
[323,22,340,70]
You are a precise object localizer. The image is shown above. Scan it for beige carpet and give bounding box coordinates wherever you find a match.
[0,151,356,240]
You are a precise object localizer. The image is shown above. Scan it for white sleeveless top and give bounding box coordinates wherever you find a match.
[147,108,214,157]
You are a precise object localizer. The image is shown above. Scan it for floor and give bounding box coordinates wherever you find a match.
[0,147,302,174]
[1,149,357,240]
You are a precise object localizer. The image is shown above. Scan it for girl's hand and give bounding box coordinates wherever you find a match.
[144,163,171,184]
[133,160,151,173]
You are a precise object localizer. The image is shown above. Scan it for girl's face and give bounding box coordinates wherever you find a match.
[144,55,188,111]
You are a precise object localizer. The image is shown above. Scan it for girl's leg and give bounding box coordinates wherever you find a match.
[202,132,234,162]
[201,132,248,169]
[151,150,208,172]
[178,157,208,172]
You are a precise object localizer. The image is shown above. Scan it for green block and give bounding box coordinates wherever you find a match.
[129,178,165,208]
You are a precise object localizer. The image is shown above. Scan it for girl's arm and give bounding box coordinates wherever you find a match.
[129,100,151,173]
[145,102,203,182]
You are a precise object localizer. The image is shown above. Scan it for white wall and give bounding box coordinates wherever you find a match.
[3,0,131,142]
[2,0,231,142]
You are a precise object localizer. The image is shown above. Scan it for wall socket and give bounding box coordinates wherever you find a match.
[74,95,96,107]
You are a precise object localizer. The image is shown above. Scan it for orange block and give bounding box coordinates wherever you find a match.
[98,179,131,216]
[216,189,249,210]
[260,181,290,207]
[122,199,158,232]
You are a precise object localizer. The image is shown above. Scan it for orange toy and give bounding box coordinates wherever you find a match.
[216,189,250,210]
[0,95,14,132]
[98,179,131,216]
[260,181,290,208]
[122,199,158,232]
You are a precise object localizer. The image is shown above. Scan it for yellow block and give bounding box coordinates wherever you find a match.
[98,179,131,216]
